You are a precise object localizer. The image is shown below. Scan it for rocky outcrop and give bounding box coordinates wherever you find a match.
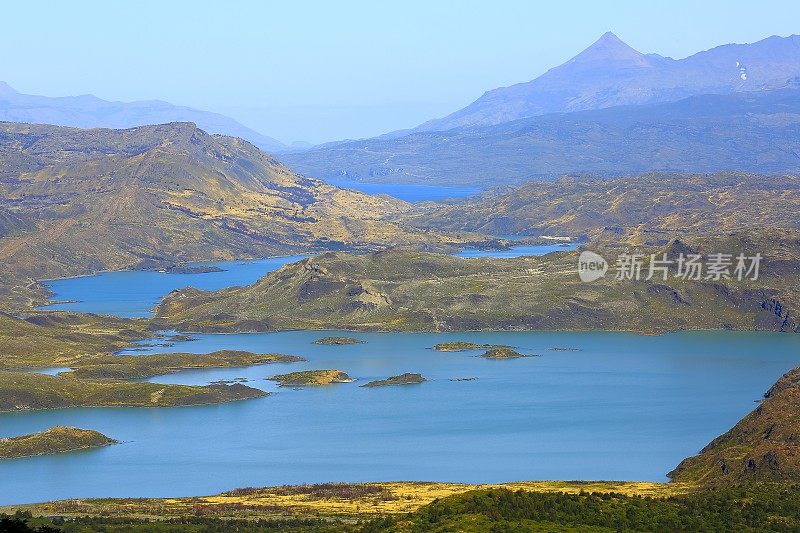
[362,373,426,387]
[669,367,800,484]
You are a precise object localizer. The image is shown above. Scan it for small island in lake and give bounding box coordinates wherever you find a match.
[159,265,225,274]
[312,336,364,345]
[270,370,353,386]
[362,373,426,387]
[434,342,511,352]
[0,426,117,459]
[481,347,529,359]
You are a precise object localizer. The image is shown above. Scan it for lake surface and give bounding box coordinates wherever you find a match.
[2,330,798,504]
[326,179,480,202]
[40,256,308,318]
[456,243,578,258]
[4,248,797,504]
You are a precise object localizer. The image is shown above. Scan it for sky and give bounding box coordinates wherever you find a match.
[2,0,799,144]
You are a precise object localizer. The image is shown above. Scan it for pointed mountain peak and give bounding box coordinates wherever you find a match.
[597,31,624,44]
[570,32,648,66]
[0,81,18,97]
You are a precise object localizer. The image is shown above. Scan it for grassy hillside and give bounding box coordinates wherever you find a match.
[406,173,800,244]
[281,89,800,187]
[0,313,308,410]
[0,426,116,459]
[670,367,800,485]
[0,121,470,309]
[0,312,151,369]
[0,371,266,411]
[154,233,800,334]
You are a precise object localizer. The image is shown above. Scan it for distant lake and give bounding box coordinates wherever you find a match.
[326,179,480,202]
[40,256,308,318]
[456,243,578,258]
[2,329,798,504]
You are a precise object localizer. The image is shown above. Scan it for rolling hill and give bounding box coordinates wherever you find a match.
[0,121,468,308]
[405,173,800,243]
[154,234,800,335]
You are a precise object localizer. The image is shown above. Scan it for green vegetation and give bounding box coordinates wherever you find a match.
[432,342,501,352]
[0,426,116,459]
[65,350,303,380]
[11,483,800,532]
[270,370,353,387]
[154,232,800,334]
[481,347,528,359]
[312,336,364,345]
[362,373,426,387]
[1,512,347,533]
[0,512,61,533]
[0,312,151,369]
[0,371,266,411]
[366,484,800,532]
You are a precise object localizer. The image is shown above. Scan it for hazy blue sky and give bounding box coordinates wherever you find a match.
[2,0,799,144]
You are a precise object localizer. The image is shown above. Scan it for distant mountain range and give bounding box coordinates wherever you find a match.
[282,32,800,186]
[410,32,800,133]
[0,81,287,153]
[281,87,800,186]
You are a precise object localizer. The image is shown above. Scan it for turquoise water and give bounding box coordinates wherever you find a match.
[2,330,798,504]
[40,256,308,318]
[456,243,578,258]
[5,250,797,504]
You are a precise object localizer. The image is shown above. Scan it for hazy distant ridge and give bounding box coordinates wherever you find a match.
[0,81,286,153]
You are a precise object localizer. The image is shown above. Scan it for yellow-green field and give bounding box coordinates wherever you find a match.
[3,481,694,520]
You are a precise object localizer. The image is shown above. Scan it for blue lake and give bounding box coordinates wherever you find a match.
[326,179,480,202]
[2,248,797,504]
[40,256,309,318]
[2,330,798,504]
[456,243,578,258]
